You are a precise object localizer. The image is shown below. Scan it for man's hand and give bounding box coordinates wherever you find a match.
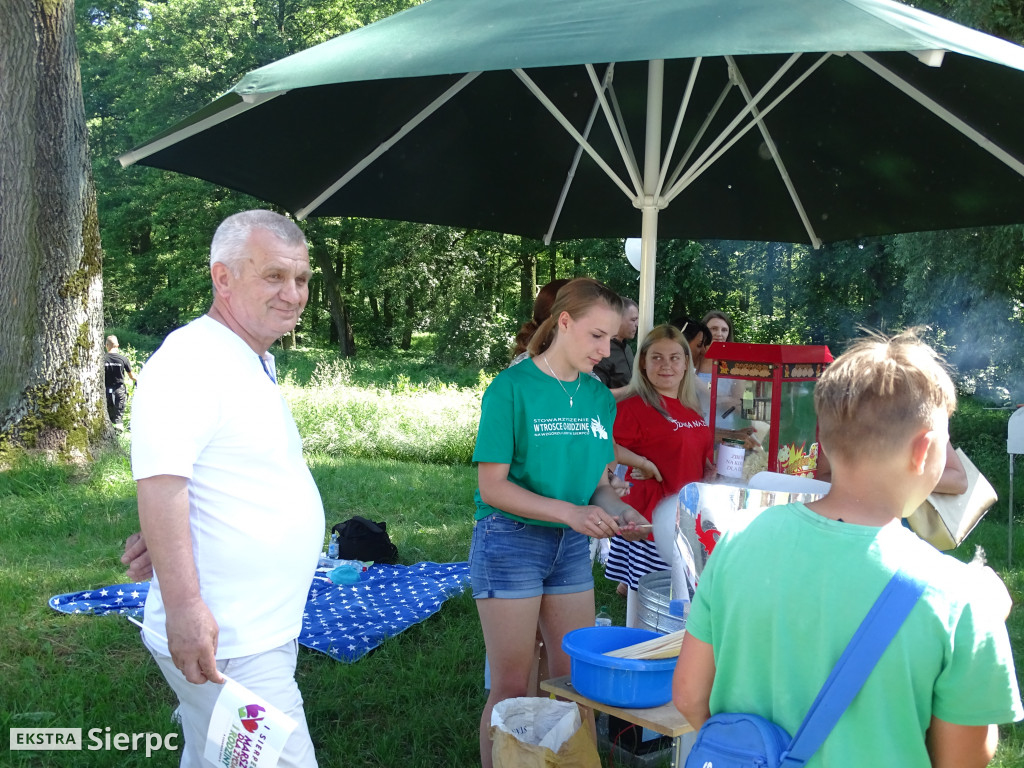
[166,597,224,685]
[121,532,153,581]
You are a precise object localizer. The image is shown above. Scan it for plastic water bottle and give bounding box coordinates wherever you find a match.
[327,531,340,559]
[595,605,612,627]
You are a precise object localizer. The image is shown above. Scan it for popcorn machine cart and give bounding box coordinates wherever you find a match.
[705,342,834,481]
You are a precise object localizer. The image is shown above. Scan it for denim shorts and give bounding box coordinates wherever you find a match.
[469,513,594,599]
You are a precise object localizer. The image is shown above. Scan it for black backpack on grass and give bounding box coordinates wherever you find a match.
[331,516,399,564]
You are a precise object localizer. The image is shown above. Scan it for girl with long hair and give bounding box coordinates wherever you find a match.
[510,278,571,361]
[470,277,647,768]
[697,310,745,428]
[605,324,715,626]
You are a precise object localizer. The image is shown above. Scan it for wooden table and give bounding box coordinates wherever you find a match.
[541,674,693,737]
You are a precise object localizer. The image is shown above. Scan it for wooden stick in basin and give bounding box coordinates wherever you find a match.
[604,629,687,660]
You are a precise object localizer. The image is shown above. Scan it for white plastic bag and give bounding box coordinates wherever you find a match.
[490,697,600,768]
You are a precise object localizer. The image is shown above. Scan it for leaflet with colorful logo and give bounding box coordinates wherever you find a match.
[204,675,297,768]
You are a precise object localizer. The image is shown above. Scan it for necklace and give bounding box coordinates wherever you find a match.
[542,354,583,408]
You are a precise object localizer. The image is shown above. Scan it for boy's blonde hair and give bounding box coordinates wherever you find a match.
[815,329,956,461]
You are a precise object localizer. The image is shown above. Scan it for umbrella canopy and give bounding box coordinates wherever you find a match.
[120,0,1024,333]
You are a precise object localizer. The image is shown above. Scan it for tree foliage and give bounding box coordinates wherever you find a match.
[77,0,1024,399]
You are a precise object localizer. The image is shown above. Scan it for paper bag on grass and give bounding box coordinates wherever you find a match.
[204,675,298,768]
[490,697,600,768]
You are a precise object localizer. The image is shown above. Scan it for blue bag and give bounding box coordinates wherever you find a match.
[686,712,791,767]
[684,570,925,768]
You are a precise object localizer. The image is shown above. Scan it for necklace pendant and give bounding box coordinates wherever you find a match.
[569,397,573,408]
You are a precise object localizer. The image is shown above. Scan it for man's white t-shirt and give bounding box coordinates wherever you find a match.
[131,315,325,659]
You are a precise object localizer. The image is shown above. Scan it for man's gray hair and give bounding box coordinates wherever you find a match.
[210,210,306,274]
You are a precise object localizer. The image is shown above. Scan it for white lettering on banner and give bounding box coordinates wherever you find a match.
[10,728,82,750]
[86,728,179,757]
[10,728,177,757]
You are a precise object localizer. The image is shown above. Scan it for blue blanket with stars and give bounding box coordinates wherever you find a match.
[49,561,471,663]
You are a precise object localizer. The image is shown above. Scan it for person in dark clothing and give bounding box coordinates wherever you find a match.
[104,335,137,425]
[592,296,638,400]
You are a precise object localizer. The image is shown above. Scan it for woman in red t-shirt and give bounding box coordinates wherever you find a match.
[605,324,715,624]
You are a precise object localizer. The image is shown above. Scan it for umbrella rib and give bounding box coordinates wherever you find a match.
[666,53,831,201]
[725,56,822,248]
[606,81,640,179]
[543,64,616,245]
[117,92,285,168]
[294,72,481,220]
[668,53,809,197]
[656,57,702,198]
[514,68,637,202]
[664,79,734,193]
[851,51,1024,180]
[584,64,644,195]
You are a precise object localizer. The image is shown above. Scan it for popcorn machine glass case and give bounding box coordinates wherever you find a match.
[705,342,833,481]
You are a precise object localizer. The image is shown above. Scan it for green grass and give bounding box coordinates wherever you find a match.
[286,367,483,466]
[4,346,1024,766]
[0,445,624,767]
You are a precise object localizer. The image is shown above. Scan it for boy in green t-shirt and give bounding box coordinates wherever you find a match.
[674,330,1022,768]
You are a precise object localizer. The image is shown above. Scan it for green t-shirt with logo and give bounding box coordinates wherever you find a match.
[473,358,616,526]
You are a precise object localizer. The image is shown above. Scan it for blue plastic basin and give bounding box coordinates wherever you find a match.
[562,626,676,709]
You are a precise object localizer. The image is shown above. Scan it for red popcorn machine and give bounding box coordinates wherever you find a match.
[704,342,834,481]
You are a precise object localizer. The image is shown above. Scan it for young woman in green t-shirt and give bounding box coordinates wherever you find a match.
[470,278,648,768]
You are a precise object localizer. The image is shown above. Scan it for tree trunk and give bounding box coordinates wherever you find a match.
[519,249,536,313]
[401,293,414,350]
[311,247,354,357]
[382,289,394,338]
[758,243,778,314]
[784,243,793,323]
[0,0,106,456]
[306,274,320,334]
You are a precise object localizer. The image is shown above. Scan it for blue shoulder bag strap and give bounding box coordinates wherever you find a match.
[779,569,927,767]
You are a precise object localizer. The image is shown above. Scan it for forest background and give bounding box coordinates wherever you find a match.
[79,0,1024,398]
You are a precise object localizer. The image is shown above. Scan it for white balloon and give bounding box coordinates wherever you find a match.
[624,238,642,271]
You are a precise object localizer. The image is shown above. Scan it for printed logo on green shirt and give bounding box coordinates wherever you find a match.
[532,415,609,439]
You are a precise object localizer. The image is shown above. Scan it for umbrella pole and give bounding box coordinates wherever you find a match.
[638,60,665,340]
[1009,454,1014,566]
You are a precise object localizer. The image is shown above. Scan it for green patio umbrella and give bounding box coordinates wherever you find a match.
[120,0,1024,335]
